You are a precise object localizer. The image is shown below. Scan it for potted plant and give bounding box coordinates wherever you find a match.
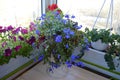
[104,33,120,70]
[0,23,40,79]
[85,27,112,51]
[34,4,90,75]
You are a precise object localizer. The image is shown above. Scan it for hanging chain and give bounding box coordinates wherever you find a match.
[92,0,114,30]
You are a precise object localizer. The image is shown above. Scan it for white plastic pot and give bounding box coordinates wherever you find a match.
[91,39,108,51]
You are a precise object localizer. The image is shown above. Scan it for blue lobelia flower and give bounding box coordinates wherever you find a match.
[35,30,40,35]
[62,19,67,24]
[65,35,70,39]
[57,54,61,59]
[65,44,69,49]
[55,35,62,43]
[65,61,72,68]
[38,55,44,61]
[63,28,70,34]
[32,43,36,49]
[69,30,74,36]
[70,54,77,61]
[74,25,82,29]
[71,15,75,18]
[65,14,69,19]
[76,62,85,67]
[40,14,46,20]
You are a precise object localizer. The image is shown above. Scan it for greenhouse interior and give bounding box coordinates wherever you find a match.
[0,0,120,80]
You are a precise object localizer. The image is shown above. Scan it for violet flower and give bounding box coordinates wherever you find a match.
[18,36,24,41]
[21,28,28,34]
[7,25,14,31]
[14,45,22,52]
[4,48,12,57]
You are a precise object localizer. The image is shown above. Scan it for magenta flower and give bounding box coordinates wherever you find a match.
[18,36,24,41]
[4,48,12,57]
[29,22,36,31]
[0,29,6,33]
[0,26,2,29]
[12,27,21,34]
[13,36,16,42]
[2,42,7,48]
[27,36,36,45]
[14,45,22,52]
[21,28,28,34]
[7,25,14,31]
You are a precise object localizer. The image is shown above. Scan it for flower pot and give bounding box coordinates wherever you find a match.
[46,64,69,79]
[82,48,120,79]
[91,39,108,51]
[0,49,39,79]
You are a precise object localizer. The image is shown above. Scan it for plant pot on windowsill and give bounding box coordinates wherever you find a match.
[91,39,109,51]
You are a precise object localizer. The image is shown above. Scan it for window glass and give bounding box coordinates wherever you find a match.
[58,0,120,33]
[0,0,41,27]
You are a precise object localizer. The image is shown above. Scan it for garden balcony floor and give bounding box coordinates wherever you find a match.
[14,62,109,80]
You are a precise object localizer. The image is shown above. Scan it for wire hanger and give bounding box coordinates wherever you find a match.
[92,0,114,30]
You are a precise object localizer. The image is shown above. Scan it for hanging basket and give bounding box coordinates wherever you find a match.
[91,39,108,51]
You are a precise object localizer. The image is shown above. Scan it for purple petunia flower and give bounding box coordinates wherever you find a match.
[14,45,22,52]
[4,48,12,57]
[0,26,2,29]
[7,25,14,31]
[0,29,6,33]
[18,36,24,41]
[2,42,7,48]
[13,36,16,42]
[12,27,21,34]
[55,35,62,43]
[29,22,36,31]
[27,36,36,45]
[21,28,28,34]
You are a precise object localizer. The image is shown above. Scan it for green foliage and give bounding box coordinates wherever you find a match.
[85,27,111,43]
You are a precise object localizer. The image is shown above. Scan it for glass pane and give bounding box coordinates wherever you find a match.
[58,0,120,33]
[0,0,41,27]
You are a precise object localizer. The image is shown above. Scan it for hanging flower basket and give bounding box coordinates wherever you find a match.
[91,39,109,51]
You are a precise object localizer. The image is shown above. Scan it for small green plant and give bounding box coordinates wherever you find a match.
[85,27,112,43]
[105,34,120,70]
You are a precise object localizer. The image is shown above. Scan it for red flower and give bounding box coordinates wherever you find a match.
[48,4,58,11]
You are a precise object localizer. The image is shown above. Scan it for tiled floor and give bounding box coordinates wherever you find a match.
[15,62,109,80]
